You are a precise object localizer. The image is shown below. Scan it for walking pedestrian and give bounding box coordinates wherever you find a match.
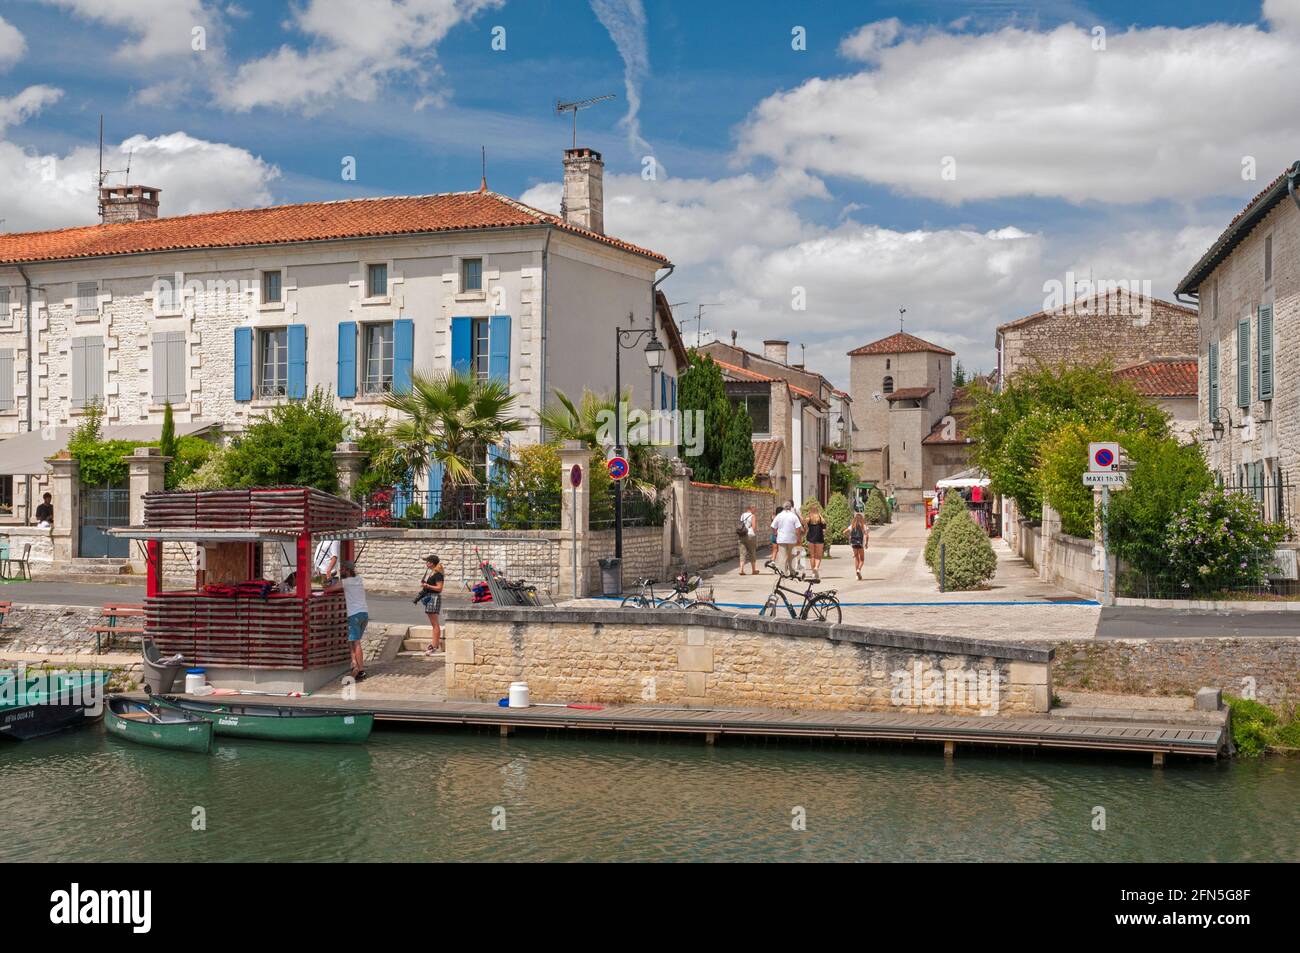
[769,505,782,563]
[804,504,826,577]
[737,504,758,575]
[849,512,868,580]
[419,553,445,655]
[771,501,803,574]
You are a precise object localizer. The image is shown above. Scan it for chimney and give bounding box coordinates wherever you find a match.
[561,147,604,234]
[763,339,789,364]
[99,185,160,223]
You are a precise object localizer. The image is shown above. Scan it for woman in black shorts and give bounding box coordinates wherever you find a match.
[419,554,445,655]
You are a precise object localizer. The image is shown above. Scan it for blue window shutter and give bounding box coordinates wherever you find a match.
[451,316,472,375]
[393,318,414,393]
[1257,305,1274,401]
[660,372,667,409]
[671,376,677,411]
[486,443,506,526]
[337,322,357,398]
[489,314,511,384]
[287,324,307,399]
[234,327,252,402]
[1237,317,1251,408]
[1207,342,1219,421]
[427,458,445,515]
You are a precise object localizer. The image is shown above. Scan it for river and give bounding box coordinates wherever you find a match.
[3,726,1297,862]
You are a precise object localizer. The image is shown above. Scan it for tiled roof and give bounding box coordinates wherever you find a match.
[752,438,783,475]
[922,416,972,445]
[847,331,955,357]
[884,386,934,402]
[714,358,777,383]
[1114,357,1198,398]
[996,289,1196,334]
[0,190,670,266]
[1176,163,1298,296]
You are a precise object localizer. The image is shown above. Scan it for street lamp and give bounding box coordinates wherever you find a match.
[1209,407,1237,442]
[613,319,665,563]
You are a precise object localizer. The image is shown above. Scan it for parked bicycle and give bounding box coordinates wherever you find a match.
[758,561,841,623]
[621,572,721,611]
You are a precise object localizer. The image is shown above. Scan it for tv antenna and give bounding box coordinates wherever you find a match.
[898,307,907,333]
[555,94,615,149]
[96,114,134,222]
[681,303,721,348]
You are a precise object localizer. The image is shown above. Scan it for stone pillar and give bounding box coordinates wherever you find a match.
[558,441,591,599]
[45,454,79,564]
[671,457,692,566]
[127,446,170,572]
[333,442,369,499]
[1039,502,1061,583]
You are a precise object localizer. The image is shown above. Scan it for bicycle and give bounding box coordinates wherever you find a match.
[758,560,841,623]
[621,572,722,612]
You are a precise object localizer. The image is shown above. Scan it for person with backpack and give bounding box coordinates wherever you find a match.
[849,512,869,580]
[737,504,758,575]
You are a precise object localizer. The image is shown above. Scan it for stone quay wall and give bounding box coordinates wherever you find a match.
[443,607,1052,715]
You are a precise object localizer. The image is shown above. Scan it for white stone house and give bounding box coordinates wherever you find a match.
[0,148,682,524]
[1175,160,1300,530]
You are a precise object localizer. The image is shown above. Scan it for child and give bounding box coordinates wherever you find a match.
[419,554,445,655]
[849,512,868,580]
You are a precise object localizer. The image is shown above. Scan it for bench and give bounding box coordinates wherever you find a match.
[89,602,145,654]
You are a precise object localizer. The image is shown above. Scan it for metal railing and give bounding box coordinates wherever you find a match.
[361,485,561,530]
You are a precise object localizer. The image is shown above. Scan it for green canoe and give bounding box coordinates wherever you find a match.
[154,695,374,744]
[105,696,213,754]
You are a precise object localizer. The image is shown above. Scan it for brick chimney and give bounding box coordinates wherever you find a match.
[561,147,603,234]
[763,339,789,364]
[99,185,160,223]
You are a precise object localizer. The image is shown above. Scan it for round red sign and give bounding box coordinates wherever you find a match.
[606,456,630,481]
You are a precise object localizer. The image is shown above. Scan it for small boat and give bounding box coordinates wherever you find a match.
[0,671,108,742]
[105,695,213,753]
[154,695,374,744]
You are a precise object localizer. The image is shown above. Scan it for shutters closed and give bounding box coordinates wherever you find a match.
[1236,317,1250,408]
[1257,305,1274,401]
[0,348,13,411]
[337,321,357,398]
[71,336,104,409]
[1207,341,1219,420]
[152,331,187,404]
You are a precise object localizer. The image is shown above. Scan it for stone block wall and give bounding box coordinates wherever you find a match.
[587,526,666,591]
[685,481,777,570]
[0,603,104,656]
[443,607,1052,715]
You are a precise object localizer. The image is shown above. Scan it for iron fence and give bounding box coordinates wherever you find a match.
[361,485,560,530]
[590,485,666,529]
[1116,568,1298,602]
[1220,477,1297,534]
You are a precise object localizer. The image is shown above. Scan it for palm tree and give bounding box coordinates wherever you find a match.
[540,387,669,497]
[380,368,525,519]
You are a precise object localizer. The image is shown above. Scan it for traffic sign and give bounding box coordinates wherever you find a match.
[606,456,630,481]
[1083,472,1127,487]
[1088,441,1120,472]
[569,464,583,488]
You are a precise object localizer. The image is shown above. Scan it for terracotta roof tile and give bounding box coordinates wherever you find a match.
[0,190,670,266]
[713,358,777,383]
[1113,357,1198,398]
[847,331,955,357]
[752,438,783,475]
[884,386,934,402]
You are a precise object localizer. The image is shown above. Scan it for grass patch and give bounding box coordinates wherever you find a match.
[1223,694,1297,757]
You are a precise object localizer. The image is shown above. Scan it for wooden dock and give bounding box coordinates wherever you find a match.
[138,693,1227,762]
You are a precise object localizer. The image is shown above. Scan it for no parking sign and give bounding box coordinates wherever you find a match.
[1088,442,1119,472]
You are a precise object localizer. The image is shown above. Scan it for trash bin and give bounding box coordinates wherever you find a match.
[599,557,623,597]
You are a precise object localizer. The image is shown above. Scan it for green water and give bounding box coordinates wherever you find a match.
[2,726,1297,862]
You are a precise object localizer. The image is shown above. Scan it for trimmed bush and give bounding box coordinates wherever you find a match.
[824,492,852,545]
[924,492,968,569]
[863,486,890,524]
[933,509,998,590]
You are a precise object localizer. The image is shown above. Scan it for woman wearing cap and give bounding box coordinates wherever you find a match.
[420,554,445,655]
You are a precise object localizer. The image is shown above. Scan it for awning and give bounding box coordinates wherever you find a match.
[0,422,219,476]
[107,527,298,542]
[936,466,990,489]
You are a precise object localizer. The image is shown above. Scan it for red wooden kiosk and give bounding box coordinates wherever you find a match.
[112,487,394,692]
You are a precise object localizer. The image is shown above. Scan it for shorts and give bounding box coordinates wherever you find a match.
[420,592,442,614]
[347,611,369,642]
[739,535,757,561]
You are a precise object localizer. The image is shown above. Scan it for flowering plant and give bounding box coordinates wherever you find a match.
[1163,489,1285,591]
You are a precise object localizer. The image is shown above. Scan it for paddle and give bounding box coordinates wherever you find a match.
[496,698,605,711]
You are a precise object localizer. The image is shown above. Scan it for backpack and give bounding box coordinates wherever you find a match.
[737,514,750,538]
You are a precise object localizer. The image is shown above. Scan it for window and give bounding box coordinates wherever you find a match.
[883,375,894,394]
[262,270,282,304]
[733,394,770,434]
[70,336,104,409]
[462,257,483,292]
[155,276,179,311]
[363,322,395,393]
[366,263,387,298]
[77,282,98,315]
[0,287,9,310]
[1264,235,1273,286]
[886,359,890,370]
[472,317,491,381]
[152,332,187,404]
[259,328,289,397]
[0,475,11,516]
[0,347,12,411]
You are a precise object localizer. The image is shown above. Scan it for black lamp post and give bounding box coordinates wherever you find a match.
[613,321,666,560]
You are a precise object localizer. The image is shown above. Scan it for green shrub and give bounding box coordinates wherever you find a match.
[222,388,346,492]
[824,492,852,544]
[1164,489,1286,593]
[1224,694,1280,757]
[863,486,890,524]
[933,509,998,590]
[177,444,230,490]
[166,436,214,490]
[1106,433,1215,572]
[350,415,409,501]
[924,492,968,569]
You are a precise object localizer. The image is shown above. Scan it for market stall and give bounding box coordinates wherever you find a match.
[928,469,997,537]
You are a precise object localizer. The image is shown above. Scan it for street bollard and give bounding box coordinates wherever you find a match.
[939,542,946,593]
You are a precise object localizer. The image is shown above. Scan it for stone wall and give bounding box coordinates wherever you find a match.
[588,526,666,591]
[353,528,564,594]
[0,603,104,656]
[0,526,55,569]
[685,481,777,570]
[1040,531,1108,600]
[1046,637,1300,708]
[443,607,1052,715]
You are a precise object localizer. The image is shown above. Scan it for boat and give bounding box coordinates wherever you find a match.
[153,695,374,744]
[0,671,108,742]
[104,695,213,753]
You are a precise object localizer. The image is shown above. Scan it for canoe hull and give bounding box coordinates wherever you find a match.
[157,696,374,744]
[0,702,97,741]
[0,671,108,742]
[105,700,213,754]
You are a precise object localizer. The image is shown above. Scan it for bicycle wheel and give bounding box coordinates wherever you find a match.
[653,598,685,610]
[801,595,842,624]
[686,599,723,612]
[620,595,650,609]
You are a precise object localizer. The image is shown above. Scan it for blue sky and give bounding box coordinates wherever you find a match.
[1,0,1298,386]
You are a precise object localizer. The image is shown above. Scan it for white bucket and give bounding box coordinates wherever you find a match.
[508,681,530,708]
[184,669,206,694]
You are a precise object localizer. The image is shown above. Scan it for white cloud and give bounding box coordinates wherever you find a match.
[0,85,63,134]
[0,15,26,70]
[0,131,279,232]
[40,0,217,60]
[215,0,502,111]
[589,0,653,157]
[740,14,1300,204]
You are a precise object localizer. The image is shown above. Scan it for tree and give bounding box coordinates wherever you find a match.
[380,368,525,508]
[924,491,969,569]
[829,461,857,497]
[487,442,614,529]
[676,353,732,483]
[1162,489,1285,594]
[159,401,176,475]
[540,387,670,494]
[222,389,347,491]
[719,402,755,484]
[934,508,998,590]
[824,492,852,544]
[864,486,890,524]
[952,360,967,389]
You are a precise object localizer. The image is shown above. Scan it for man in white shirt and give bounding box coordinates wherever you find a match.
[771,502,803,573]
[313,538,340,583]
[333,561,369,681]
